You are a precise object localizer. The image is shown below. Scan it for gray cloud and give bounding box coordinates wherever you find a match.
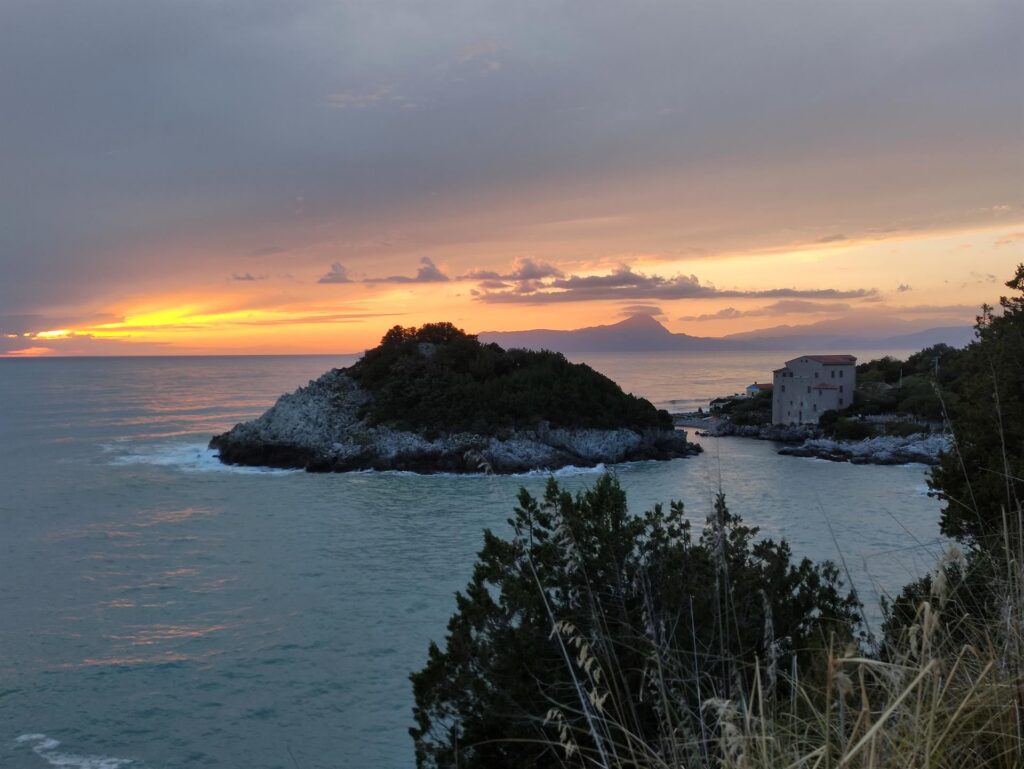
[364,257,449,284]
[620,304,664,317]
[250,246,289,257]
[0,0,1020,313]
[461,257,563,282]
[897,283,912,292]
[679,299,851,321]
[680,307,745,322]
[478,266,875,304]
[318,262,353,284]
[232,272,266,281]
[995,232,1024,247]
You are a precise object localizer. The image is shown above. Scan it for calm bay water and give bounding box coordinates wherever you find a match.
[0,351,939,769]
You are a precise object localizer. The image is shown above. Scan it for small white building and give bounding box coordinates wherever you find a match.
[745,382,774,397]
[772,355,856,425]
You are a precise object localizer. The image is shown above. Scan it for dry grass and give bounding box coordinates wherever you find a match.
[540,520,1024,769]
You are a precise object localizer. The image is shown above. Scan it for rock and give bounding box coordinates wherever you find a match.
[778,433,950,466]
[683,418,817,443]
[211,369,701,474]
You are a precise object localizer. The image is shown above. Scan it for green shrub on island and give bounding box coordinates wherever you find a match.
[883,421,929,438]
[710,389,772,427]
[853,343,964,421]
[818,409,876,440]
[349,322,674,435]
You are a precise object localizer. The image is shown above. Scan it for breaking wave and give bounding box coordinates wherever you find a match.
[106,442,300,475]
[15,734,139,769]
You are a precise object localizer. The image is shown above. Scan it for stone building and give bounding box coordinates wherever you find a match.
[771,355,856,425]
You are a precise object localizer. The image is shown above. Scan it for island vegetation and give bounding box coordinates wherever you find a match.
[350,322,673,435]
[410,266,1024,768]
[211,322,693,473]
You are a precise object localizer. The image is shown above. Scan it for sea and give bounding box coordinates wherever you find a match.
[0,351,944,769]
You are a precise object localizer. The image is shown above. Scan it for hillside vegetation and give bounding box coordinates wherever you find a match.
[349,323,674,435]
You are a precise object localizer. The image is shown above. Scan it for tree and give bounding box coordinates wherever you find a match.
[350,323,674,434]
[884,266,1024,649]
[929,264,1024,546]
[410,475,859,768]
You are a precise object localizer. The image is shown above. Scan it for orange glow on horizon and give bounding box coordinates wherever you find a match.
[3,346,55,357]
[3,219,1017,356]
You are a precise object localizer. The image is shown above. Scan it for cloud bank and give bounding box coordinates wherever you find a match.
[475,265,876,304]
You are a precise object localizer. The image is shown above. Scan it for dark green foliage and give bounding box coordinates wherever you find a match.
[410,475,860,769]
[820,415,876,441]
[854,344,965,420]
[884,421,928,438]
[929,265,1024,546]
[349,323,673,434]
[885,266,1024,646]
[712,390,772,427]
[881,548,1003,655]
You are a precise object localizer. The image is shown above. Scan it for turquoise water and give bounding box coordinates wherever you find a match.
[0,353,939,768]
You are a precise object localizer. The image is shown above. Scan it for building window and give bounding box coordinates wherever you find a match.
[839,370,844,378]
[813,404,817,412]
[831,370,835,379]
[840,385,843,393]
[781,384,786,392]
[806,386,811,394]
[839,398,844,405]
[815,372,819,379]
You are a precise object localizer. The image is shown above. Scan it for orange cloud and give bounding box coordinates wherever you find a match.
[3,346,54,357]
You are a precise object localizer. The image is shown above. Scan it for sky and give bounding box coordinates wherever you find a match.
[1,0,1022,356]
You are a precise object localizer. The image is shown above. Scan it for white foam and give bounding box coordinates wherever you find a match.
[106,442,635,478]
[337,463,612,479]
[15,734,137,769]
[513,462,610,477]
[107,442,301,475]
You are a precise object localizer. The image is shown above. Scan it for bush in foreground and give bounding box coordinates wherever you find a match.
[410,475,859,768]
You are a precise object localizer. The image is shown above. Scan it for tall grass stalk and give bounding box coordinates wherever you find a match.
[541,519,1023,769]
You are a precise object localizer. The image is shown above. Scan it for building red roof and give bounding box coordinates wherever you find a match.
[786,354,857,366]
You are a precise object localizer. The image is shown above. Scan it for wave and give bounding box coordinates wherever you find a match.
[353,462,616,479]
[106,442,301,475]
[107,442,638,479]
[15,734,138,769]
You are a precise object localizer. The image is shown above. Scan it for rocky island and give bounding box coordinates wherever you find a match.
[211,323,700,474]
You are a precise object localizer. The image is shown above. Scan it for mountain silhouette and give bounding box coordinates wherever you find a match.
[479,314,972,353]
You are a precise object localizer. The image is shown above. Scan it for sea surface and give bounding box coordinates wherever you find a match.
[0,351,942,769]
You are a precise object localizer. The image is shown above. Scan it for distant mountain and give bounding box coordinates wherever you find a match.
[479,314,739,352]
[479,314,974,354]
[724,318,975,351]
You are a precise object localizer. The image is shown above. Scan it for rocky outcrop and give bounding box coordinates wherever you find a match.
[778,433,950,466]
[673,414,816,443]
[211,369,700,474]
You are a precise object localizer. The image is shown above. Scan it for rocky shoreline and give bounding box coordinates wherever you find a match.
[674,414,818,442]
[673,413,949,466]
[212,369,701,474]
[778,433,950,466]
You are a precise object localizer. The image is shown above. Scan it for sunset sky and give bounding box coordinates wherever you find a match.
[2,0,1022,356]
